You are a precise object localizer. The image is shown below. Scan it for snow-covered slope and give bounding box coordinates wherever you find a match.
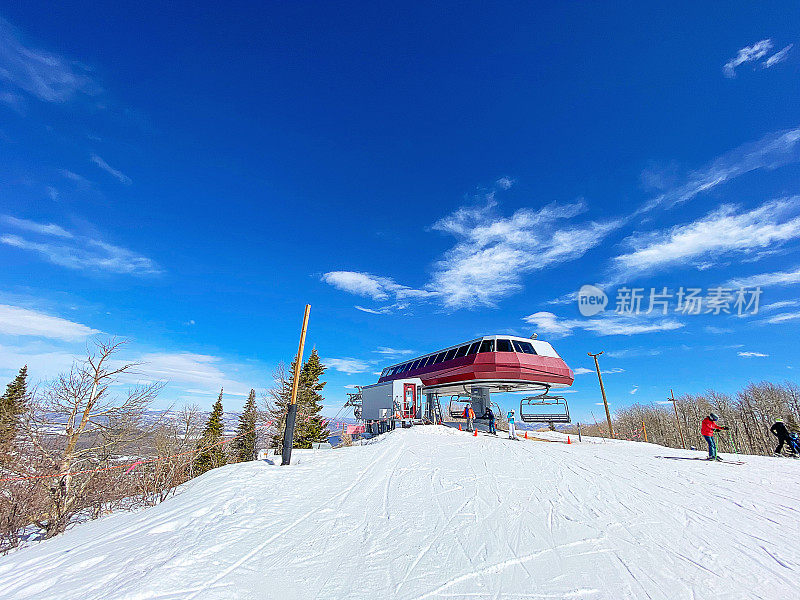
[2,427,799,599]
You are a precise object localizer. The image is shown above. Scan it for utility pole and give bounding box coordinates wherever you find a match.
[281,304,311,466]
[668,389,685,449]
[588,351,614,439]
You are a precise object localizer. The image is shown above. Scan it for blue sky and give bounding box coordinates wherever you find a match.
[2,3,800,421]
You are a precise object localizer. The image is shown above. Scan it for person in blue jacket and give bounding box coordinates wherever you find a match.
[507,409,516,440]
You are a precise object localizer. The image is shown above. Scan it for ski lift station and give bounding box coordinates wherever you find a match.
[346,334,574,434]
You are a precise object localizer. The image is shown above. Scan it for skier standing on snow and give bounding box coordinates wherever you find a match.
[701,413,728,461]
[770,418,797,457]
[464,404,475,432]
[483,406,496,435]
[507,409,516,440]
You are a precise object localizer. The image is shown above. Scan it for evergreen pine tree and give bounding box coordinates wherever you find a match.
[194,389,226,475]
[231,389,258,462]
[269,349,330,450]
[0,365,28,445]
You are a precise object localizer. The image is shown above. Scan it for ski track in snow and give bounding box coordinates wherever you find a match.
[2,427,800,599]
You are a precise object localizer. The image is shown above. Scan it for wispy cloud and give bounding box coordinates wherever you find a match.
[523,311,684,338]
[1,216,161,276]
[630,386,639,395]
[764,44,793,68]
[762,299,800,312]
[429,199,620,308]
[727,266,800,289]
[0,16,97,102]
[354,305,391,315]
[2,215,72,238]
[738,351,769,358]
[132,351,253,396]
[640,126,800,212]
[496,176,514,190]
[574,366,624,375]
[762,311,800,324]
[324,177,620,310]
[615,199,800,275]
[90,154,132,185]
[60,169,91,186]
[0,304,99,341]
[723,39,776,77]
[324,357,370,374]
[373,347,415,358]
[322,271,429,302]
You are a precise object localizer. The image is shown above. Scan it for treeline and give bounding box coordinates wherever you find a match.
[0,339,329,553]
[568,381,800,455]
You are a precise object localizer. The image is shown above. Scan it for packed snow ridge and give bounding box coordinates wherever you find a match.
[2,427,799,599]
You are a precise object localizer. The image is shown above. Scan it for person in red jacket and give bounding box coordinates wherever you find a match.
[701,413,728,461]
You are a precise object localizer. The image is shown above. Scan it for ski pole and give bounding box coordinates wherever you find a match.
[726,430,739,454]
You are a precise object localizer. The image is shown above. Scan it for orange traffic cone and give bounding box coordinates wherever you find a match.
[473,428,478,437]
[567,436,571,444]
[458,424,462,431]
[524,431,528,439]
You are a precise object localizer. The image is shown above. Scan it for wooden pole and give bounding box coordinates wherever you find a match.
[281,304,311,466]
[669,389,686,449]
[588,351,614,439]
[642,420,648,443]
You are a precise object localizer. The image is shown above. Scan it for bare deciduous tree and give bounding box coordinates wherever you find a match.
[23,339,163,537]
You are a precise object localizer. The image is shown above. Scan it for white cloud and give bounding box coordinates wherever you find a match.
[523,311,684,338]
[640,126,800,212]
[430,200,621,308]
[728,266,800,289]
[354,305,391,315]
[324,357,370,375]
[90,154,132,185]
[131,352,253,397]
[0,304,99,341]
[574,366,623,375]
[761,311,800,325]
[723,39,773,77]
[0,17,97,103]
[738,351,769,358]
[2,215,72,238]
[321,271,429,302]
[704,325,733,334]
[762,299,800,312]
[60,169,91,185]
[764,44,793,68]
[630,386,639,395]
[373,347,415,357]
[616,199,800,275]
[324,181,619,310]
[0,341,80,380]
[1,217,161,276]
[496,177,514,190]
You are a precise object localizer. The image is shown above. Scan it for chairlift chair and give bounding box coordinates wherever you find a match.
[448,395,471,419]
[519,387,571,424]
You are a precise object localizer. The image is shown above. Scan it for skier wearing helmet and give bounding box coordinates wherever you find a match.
[701,413,728,461]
